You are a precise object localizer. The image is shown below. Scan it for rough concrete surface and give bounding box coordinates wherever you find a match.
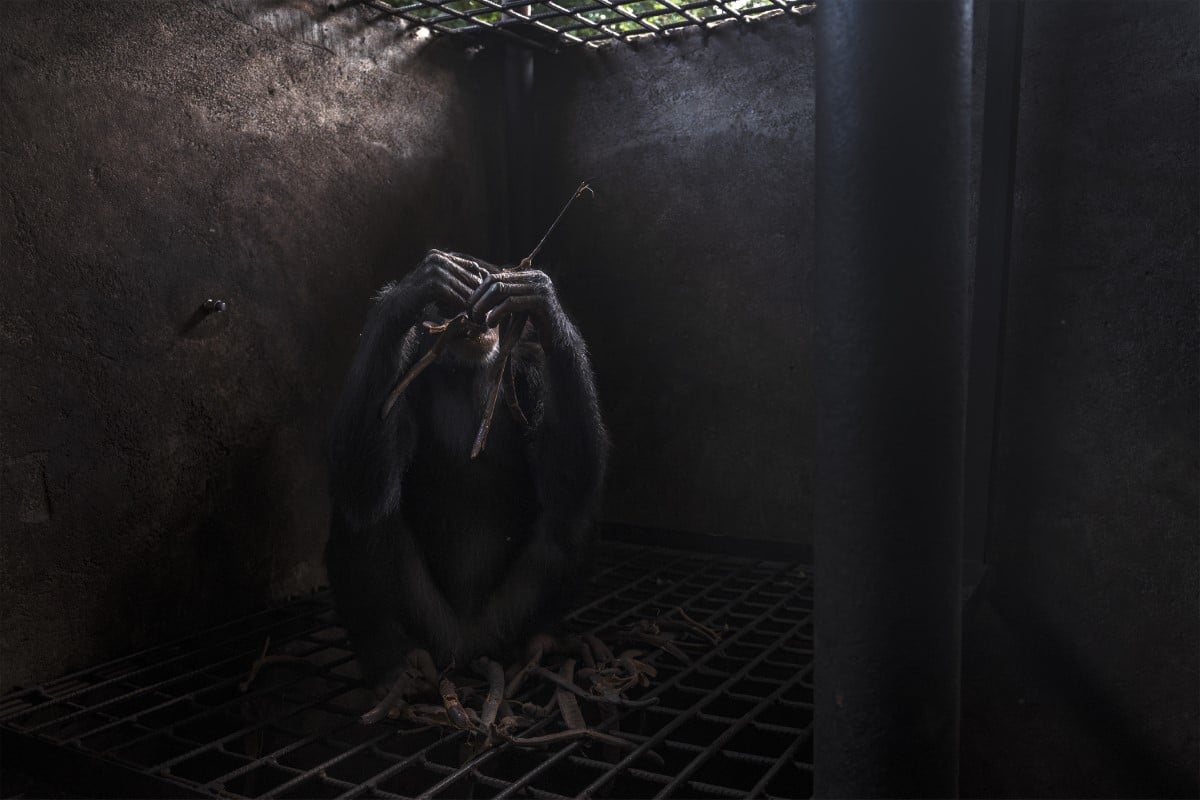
[959,2,1199,796]
[0,0,497,691]
[531,16,816,544]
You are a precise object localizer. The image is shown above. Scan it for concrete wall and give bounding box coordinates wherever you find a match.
[530,16,816,544]
[960,2,1199,796]
[0,0,497,691]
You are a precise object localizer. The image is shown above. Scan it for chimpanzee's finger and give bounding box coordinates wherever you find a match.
[431,251,490,288]
[433,270,474,304]
[433,278,472,309]
[430,252,486,292]
[484,296,542,328]
[465,274,501,314]
[437,251,492,284]
[474,282,551,326]
[494,270,551,285]
[469,281,536,320]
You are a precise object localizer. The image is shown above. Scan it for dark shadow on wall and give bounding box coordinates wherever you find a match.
[959,1,1199,796]
[962,592,1199,798]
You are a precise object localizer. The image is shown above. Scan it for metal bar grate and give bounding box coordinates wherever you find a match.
[358,0,815,51]
[0,542,813,799]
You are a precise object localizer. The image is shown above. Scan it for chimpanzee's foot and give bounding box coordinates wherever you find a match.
[503,633,559,698]
[360,648,440,725]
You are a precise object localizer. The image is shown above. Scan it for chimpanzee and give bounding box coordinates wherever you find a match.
[325,249,609,698]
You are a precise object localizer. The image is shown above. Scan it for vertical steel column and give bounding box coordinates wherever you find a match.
[814,1,972,797]
[964,0,1025,565]
[504,42,535,262]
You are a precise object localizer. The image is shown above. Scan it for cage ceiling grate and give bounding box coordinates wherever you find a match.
[357,0,815,51]
[0,542,813,799]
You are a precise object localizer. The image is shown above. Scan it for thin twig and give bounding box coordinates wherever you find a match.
[440,677,472,730]
[503,361,529,426]
[240,639,317,693]
[584,632,614,663]
[505,640,545,698]
[476,658,505,728]
[471,315,526,459]
[532,666,659,708]
[518,181,594,269]
[556,659,586,730]
[361,674,410,725]
[381,317,470,419]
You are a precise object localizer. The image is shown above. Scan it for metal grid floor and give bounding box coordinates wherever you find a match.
[0,542,813,799]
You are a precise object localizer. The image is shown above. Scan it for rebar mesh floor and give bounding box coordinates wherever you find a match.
[0,542,813,799]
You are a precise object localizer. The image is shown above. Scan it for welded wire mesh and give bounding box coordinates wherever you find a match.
[0,542,813,799]
[362,0,815,50]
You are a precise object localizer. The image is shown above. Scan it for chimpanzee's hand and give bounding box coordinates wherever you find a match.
[402,250,491,316]
[466,270,563,333]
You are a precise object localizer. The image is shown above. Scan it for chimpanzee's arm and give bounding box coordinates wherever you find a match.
[328,251,489,530]
[327,251,491,678]
[468,272,610,641]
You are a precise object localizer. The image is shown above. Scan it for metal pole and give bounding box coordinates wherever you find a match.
[504,41,535,263]
[814,1,972,797]
[964,0,1025,565]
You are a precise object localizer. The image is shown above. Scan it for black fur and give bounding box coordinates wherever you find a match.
[326,256,609,685]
